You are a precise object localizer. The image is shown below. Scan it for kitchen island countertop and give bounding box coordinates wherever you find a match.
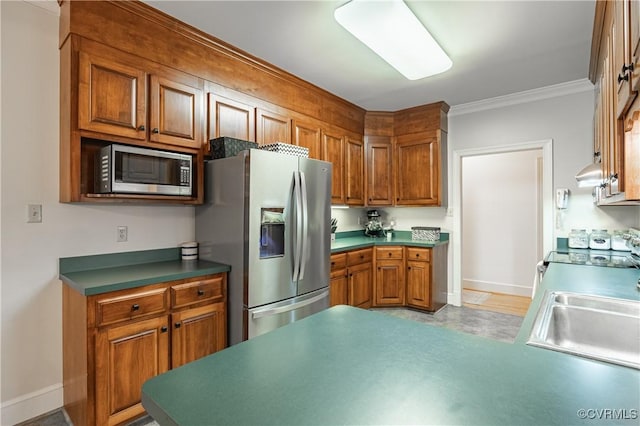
[141,261,640,426]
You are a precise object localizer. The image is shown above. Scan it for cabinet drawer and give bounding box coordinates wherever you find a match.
[330,253,347,271]
[96,288,168,327]
[347,248,373,265]
[375,247,403,260]
[171,275,225,309]
[406,247,431,262]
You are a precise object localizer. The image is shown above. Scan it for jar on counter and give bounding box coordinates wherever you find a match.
[568,229,589,248]
[611,230,631,251]
[589,229,611,250]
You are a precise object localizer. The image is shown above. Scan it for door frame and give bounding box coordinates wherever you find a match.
[450,139,553,306]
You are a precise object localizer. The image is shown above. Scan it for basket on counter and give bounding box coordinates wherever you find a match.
[411,226,441,242]
[210,137,258,159]
[259,142,309,158]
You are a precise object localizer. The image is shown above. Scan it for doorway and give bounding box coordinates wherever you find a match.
[451,140,553,311]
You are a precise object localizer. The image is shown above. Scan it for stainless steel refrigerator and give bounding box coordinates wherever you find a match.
[195,149,331,345]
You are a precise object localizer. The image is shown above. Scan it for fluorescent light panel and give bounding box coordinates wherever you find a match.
[334,0,452,80]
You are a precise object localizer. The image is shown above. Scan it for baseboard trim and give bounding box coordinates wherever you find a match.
[463,279,533,297]
[1,383,63,425]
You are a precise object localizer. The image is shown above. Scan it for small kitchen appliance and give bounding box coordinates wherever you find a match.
[94,143,192,196]
[364,210,385,237]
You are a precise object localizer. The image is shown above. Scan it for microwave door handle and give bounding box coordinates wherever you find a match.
[298,171,309,280]
[292,171,303,282]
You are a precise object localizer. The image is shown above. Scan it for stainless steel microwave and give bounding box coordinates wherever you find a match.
[95,144,192,196]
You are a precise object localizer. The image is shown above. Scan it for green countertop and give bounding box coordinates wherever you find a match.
[141,261,640,426]
[59,248,230,296]
[331,230,449,253]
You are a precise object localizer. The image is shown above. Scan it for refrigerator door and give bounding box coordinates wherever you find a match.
[246,287,329,339]
[247,149,299,308]
[296,157,332,296]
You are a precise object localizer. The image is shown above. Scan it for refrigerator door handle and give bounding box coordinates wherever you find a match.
[298,171,309,280]
[251,290,329,319]
[292,171,303,281]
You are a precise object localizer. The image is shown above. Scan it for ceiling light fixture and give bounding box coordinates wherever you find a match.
[334,0,452,80]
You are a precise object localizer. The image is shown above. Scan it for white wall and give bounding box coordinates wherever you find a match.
[462,150,541,296]
[0,2,194,423]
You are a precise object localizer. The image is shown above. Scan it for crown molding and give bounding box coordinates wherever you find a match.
[449,78,594,117]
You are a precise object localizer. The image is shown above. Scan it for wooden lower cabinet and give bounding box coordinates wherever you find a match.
[171,302,226,368]
[63,273,227,426]
[95,316,170,426]
[348,261,373,308]
[330,249,372,308]
[372,245,448,311]
[374,247,405,306]
[405,258,432,309]
[329,253,348,306]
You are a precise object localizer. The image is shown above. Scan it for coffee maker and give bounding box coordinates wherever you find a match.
[364,209,385,238]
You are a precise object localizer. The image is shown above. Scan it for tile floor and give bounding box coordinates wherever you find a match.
[25,304,523,425]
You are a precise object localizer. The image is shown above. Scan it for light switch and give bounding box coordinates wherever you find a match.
[27,204,42,223]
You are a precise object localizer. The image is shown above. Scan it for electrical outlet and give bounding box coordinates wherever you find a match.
[117,226,128,242]
[27,204,42,223]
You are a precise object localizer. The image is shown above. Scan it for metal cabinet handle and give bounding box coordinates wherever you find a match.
[131,304,140,311]
[175,322,181,329]
[138,125,145,131]
[618,73,630,83]
[152,128,159,134]
[197,289,205,296]
[161,326,168,333]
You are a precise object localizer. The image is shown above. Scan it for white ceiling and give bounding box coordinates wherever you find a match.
[144,0,595,111]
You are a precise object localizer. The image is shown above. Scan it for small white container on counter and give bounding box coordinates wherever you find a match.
[611,230,631,251]
[181,241,198,261]
[568,229,589,248]
[589,229,611,250]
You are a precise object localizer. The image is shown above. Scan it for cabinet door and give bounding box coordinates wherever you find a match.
[395,132,440,206]
[348,261,372,308]
[256,108,291,145]
[366,136,393,206]
[323,131,345,204]
[330,268,348,306]
[78,52,147,139]
[406,260,431,310]
[292,120,322,159]
[171,303,226,368]
[375,259,405,306]
[630,0,640,93]
[95,316,169,426]
[149,75,203,149]
[208,93,255,143]
[345,136,365,205]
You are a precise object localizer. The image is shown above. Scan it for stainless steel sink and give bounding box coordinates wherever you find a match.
[527,291,640,369]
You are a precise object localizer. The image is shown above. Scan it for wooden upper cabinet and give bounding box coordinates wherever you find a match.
[292,119,322,159]
[395,131,440,206]
[207,93,255,144]
[365,135,393,206]
[149,75,203,149]
[256,108,291,145]
[78,51,147,139]
[345,136,365,205]
[614,0,639,117]
[322,131,345,204]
